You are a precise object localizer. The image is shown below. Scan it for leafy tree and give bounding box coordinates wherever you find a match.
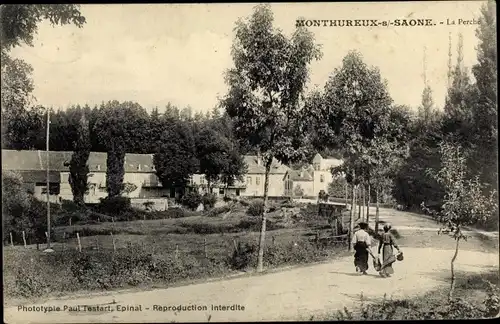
[68,113,91,205]
[470,1,497,193]
[311,51,410,244]
[195,127,231,190]
[418,85,435,123]
[0,4,86,51]
[92,101,149,197]
[121,182,138,196]
[423,141,497,301]
[222,4,321,272]
[153,120,198,191]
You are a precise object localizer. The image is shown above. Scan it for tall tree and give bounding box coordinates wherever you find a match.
[153,120,198,192]
[470,1,497,193]
[222,4,322,272]
[68,113,91,205]
[310,51,406,241]
[418,85,434,122]
[92,101,149,197]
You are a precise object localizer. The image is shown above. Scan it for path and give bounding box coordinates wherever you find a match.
[4,247,498,323]
[4,207,499,323]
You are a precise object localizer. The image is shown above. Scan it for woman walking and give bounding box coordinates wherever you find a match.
[377,223,401,277]
[351,222,374,275]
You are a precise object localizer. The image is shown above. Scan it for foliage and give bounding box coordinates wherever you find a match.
[121,182,138,196]
[327,177,349,199]
[221,4,322,272]
[202,193,217,210]
[92,101,150,196]
[0,4,86,51]
[206,205,231,217]
[97,196,132,216]
[154,119,198,188]
[1,171,53,244]
[69,113,91,205]
[247,199,265,217]
[179,191,203,211]
[423,141,497,300]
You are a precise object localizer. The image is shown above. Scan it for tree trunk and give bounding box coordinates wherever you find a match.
[348,171,356,252]
[448,236,461,301]
[362,185,366,222]
[366,184,371,224]
[257,159,272,273]
[344,182,348,207]
[358,186,362,221]
[375,189,380,233]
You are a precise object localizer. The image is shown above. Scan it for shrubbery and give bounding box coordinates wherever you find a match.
[178,191,203,210]
[202,193,217,210]
[247,199,265,216]
[206,205,231,217]
[97,196,131,215]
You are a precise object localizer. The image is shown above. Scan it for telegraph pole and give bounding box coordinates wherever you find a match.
[45,107,52,251]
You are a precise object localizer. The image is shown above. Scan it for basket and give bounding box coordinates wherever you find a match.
[396,251,404,261]
[373,257,382,271]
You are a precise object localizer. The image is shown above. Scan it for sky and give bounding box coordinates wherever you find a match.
[10,1,488,114]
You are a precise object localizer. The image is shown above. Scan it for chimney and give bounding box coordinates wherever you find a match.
[256,152,261,166]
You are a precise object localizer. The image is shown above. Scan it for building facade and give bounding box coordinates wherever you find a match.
[284,153,344,198]
[2,150,297,203]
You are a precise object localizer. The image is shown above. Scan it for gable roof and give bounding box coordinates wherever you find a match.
[285,169,314,182]
[1,150,156,173]
[243,155,289,174]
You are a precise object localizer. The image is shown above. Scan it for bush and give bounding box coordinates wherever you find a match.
[97,196,131,216]
[179,191,203,211]
[202,193,217,210]
[247,199,265,216]
[223,195,233,202]
[206,205,231,217]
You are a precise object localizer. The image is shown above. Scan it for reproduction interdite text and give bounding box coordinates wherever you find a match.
[296,18,480,27]
[17,304,246,313]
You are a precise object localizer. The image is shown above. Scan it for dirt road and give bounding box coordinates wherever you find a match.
[4,247,498,323]
[4,208,499,323]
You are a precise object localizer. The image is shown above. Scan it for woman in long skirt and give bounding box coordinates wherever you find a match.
[352,222,373,275]
[377,223,401,277]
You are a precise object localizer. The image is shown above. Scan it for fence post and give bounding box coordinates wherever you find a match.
[204,238,207,258]
[112,217,115,223]
[111,233,116,252]
[95,237,99,251]
[76,233,82,252]
[22,231,27,248]
[175,244,179,260]
[62,232,66,251]
[10,232,14,247]
[233,238,238,252]
[69,217,72,227]
[272,236,275,246]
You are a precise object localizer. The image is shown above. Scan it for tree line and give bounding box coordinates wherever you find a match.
[1,4,497,272]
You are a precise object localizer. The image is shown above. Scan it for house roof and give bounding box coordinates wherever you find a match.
[286,169,314,182]
[2,150,156,173]
[2,150,289,175]
[243,155,289,174]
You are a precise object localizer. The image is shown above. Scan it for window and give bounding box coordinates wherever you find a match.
[40,183,60,195]
[96,165,101,171]
[200,177,205,184]
[320,174,325,183]
[219,188,224,195]
[256,177,260,185]
[314,163,320,171]
[247,177,252,185]
[236,189,240,196]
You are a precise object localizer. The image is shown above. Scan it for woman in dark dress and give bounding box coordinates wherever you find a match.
[378,223,401,277]
[352,222,373,275]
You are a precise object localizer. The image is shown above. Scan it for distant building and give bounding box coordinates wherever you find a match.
[2,150,294,203]
[284,153,343,198]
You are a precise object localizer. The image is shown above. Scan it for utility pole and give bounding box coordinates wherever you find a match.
[45,108,52,252]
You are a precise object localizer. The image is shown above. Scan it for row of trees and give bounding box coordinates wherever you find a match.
[220,3,497,272]
[1,4,497,281]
